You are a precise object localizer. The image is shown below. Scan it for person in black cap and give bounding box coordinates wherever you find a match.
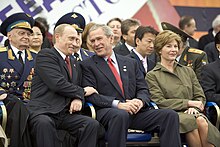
[55,12,94,61]
[161,22,208,82]
[0,12,36,147]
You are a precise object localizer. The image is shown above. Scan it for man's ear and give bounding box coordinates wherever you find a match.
[122,34,127,41]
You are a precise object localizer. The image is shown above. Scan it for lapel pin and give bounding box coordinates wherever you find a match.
[123,66,127,72]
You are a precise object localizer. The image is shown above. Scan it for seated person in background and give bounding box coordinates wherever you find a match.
[114,18,140,56]
[128,25,158,78]
[29,21,44,53]
[82,22,96,52]
[81,24,182,147]
[0,12,36,147]
[54,12,94,61]
[199,15,220,50]
[146,30,220,147]
[27,24,100,147]
[35,17,53,48]
[201,31,220,106]
[178,15,198,48]
[204,38,220,63]
[107,17,122,48]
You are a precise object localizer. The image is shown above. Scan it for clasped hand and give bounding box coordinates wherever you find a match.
[118,98,144,115]
[188,100,204,112]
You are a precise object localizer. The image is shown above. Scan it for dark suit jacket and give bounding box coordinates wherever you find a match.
[204,42,219,63]
[27,48,84,117]
[201,58,220,106]
[113,43,131,56]
[128,50,157,78]
[81,53,150,118]
[198,28,215,50]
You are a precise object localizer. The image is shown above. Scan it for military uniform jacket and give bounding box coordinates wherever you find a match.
[179,46,208,82]
[147,62,220,146]
[0,45,36,99]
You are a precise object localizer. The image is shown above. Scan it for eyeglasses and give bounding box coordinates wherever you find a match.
[17,31,31,37]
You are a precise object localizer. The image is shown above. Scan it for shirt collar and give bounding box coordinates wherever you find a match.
[104,51,117,63]
[11,44,24,55]
[125,42,134,52]
[133,49,146,61]
[54,47,66,60]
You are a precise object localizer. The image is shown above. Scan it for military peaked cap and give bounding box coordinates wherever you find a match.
[161,22,193,42]
[54,12,85,33]
[0,12,34,36]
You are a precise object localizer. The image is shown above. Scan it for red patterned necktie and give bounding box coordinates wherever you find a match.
[65,56,72,78]
[108,57,124,95]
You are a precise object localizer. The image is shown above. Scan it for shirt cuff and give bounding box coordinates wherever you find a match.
[112,100,120,108]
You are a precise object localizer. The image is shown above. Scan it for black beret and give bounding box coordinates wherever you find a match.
[161,22,193,42]
[0,12,34,36]
[54,12,85,33]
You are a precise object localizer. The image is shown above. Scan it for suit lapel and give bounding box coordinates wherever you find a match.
[131,51,145,75]
[116,55,128,98]
[94,55,124,97]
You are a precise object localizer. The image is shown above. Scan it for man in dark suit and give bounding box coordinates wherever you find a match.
[204,41,219,63]
[201,31,220,106]
[128,26,158,78]
[178,15,198,48]
[55,12,95,61]
[81,24,181,147]
[27,24,100,147]
[0,12,36,147]
[113,18,140,56]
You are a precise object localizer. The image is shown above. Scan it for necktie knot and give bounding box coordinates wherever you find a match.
[65,56,70,64]
[74,53,81,61]
[18,51,24,64]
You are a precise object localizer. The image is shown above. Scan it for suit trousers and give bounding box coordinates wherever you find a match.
[97,108,181,147]
[29,109,100,147]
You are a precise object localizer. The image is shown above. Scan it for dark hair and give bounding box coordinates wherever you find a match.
[179,16,194,30]
[35,17,49,31]
[134,26,158,46]
[121,18,140,35]
[33,20,46,38]
[215,31,220,44]
[107,17,122,26]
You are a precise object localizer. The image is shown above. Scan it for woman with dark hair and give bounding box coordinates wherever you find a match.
[29,21,44,53]
[146,30,220,147]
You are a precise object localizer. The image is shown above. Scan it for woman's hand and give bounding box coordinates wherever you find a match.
[184,107,200,114]
[188,100,204,112]
[84,86,98,96]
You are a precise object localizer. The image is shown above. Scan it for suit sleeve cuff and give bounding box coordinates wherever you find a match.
[112,100,120,108]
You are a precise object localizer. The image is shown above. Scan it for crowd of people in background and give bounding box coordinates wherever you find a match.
[0,11,220,147]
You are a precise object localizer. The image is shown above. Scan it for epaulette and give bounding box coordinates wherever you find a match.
[0,47,7,52]
[29,49,38,54]
[188,48,204,54]
[82,49,89,56]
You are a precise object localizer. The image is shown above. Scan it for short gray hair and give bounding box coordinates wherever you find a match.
[89,24,113,37]
[212,14,220,28]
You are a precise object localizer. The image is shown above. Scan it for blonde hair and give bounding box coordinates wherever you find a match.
[154,30,182,56]
[53,24,71,44]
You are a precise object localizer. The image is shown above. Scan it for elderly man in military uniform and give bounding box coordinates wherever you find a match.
[55,12,94,61]
[0,12,36,146]
[161,22,208,82]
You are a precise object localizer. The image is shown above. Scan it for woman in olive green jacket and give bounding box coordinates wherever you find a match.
[146,30,220,147]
